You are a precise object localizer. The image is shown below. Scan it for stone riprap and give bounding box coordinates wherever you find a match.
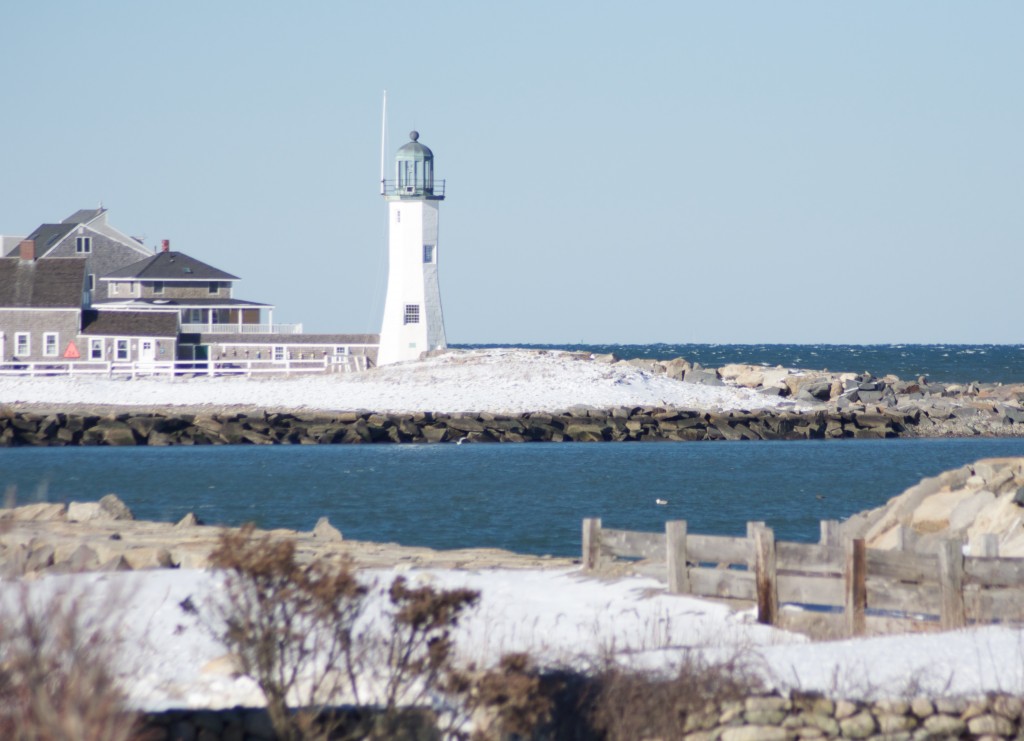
[0,402,1015,447]
[0,496,574,579]
[841,457,1024,557]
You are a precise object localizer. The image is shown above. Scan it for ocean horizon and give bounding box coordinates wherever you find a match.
[457,343,1024,385]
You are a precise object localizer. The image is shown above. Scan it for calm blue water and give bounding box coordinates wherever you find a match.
[458,343,1024,384]
[4,438,1024,556]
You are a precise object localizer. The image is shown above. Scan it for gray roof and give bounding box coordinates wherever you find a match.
[81,310,178,338]
[198,333,379,345]
[62,208,105,225]
[101,251,239,281]
[25,224,76,255]
[93,297,270,309]
[0,258,85,308]
[397,132,434,160]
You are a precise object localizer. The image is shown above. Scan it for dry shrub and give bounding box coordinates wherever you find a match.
[0,583,142,741]
[462,652,554,740]
[206,523,367,740]
[206,524,480,740]
[583,652,761,741]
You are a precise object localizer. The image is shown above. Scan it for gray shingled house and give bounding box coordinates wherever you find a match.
[1,207,378,370]
[95,246,377,365]
[0,242,177,364]
[3,208,153,303]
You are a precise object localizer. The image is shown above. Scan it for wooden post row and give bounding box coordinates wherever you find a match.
[844,538,867,637]
[666,520,689,594]
[582,517,602,570]
[752,523,778,626]
[939,539,966,630]
[819,519,840,548]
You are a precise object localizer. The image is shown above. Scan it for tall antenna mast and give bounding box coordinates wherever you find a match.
[379,90,387,195]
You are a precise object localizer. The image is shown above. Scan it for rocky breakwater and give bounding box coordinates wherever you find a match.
[0,495,574,579]
[841,457,1024,557]
[0,405,921,445]
[3,353,1022,445]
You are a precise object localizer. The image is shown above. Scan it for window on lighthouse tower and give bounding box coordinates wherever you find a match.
[423,245,435,263]
[404,305,420,324]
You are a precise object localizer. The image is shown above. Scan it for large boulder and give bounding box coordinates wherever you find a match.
[858,458,1024,555]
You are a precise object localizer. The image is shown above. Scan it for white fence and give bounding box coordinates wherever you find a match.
[0,354,370,379]
[179,323,304,335]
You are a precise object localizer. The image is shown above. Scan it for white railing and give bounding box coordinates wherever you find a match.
[0,354,370,378]
[180,323,304,335]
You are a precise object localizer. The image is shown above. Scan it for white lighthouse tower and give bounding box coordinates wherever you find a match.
[377,130,447,366]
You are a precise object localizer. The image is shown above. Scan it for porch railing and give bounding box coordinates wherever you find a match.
[180,323,304,335]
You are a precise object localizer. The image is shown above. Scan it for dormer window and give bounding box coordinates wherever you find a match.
[153,281,164,295]
[75,236,92,254]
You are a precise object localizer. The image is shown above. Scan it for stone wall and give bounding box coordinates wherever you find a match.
[136,691,1024,739]
[0,406,933,447]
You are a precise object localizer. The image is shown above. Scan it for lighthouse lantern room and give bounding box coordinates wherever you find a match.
[377,131,448,366]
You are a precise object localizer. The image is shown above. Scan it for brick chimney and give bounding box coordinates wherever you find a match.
[17,239,35,261]
[161,239,170,252]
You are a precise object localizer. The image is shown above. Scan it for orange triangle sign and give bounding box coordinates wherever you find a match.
[63,341,80,359]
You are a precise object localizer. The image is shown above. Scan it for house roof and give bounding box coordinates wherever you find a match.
[101,251,239,281]
[80,310,178,338]
[62,208,105,225]
[0,258,85,308]
[93,297,270,309]
[199,333,380,345]
[25,223,77,255]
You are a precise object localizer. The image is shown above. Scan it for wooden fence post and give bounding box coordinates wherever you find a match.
[820,519,840,548]
[752,524,778,626]
[939,539,966,629]
[582,518,602,570]
[969,533,999,558]
[747,521,765,571]
[844,538,867,637]
[666,520,689,594]
[895,525,917,552]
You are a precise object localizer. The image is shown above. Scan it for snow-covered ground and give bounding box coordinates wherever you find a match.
[4,567,1023,713]
[0,349,810,413]
[3,348,1016,709]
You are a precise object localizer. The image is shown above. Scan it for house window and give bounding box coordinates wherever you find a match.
[115,339,129,360]
[396,210,401,223]
[404,304,420,324]
[75,236,92,253]
[273,346,285,361]
[153,281,164,294]
[90,339,104,360]
[208,281,219,294]
[423,245,435,263]
[87,274,95,291]
[43,333,58,357]
[14,332,29,356]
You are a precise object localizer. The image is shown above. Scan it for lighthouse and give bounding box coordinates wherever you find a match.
[377,130,448,366]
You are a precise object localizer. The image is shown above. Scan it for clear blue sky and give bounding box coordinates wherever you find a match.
[2,3,1021,343]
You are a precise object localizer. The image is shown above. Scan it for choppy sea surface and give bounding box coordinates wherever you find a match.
[5,438,1024,556]
[458,344,1024,384]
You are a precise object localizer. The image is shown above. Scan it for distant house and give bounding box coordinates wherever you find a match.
[0,207,378,369]
[4,208,152,303]
[0,242,176,363]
